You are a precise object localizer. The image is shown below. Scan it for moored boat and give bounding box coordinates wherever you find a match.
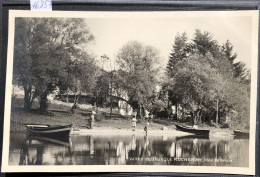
[233,130,249,138]
[26,136,70,147]
[175,124,210,137]
[25,124,72,137]
[176,135,209,140]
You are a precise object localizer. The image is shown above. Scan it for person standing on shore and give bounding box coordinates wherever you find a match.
[132,112,137,131]
[90,107,96,129]
[144,120,149,134]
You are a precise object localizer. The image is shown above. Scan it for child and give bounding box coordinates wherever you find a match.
[149,114,154,123]
[132,113,137,131]
[144,121,149,134]
[145,113,149,121]
[90,107,96,129]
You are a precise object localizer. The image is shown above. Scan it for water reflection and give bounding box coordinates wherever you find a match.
[9,133,249,167]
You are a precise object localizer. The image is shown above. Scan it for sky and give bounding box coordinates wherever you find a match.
[84,16,253,71]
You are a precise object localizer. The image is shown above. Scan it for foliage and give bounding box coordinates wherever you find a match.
[165,29,250,129]
[116,41,160,118]
[14,18,95,112]
[149,98,168,118]
[221,40,237,63]
[93,70,110,107]
[192,29,220,57]
[167,32,189,78]
[222,40,249,81]
[94,111,106,122]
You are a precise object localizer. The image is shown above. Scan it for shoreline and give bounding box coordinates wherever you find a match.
[11,122,235,139]
[72,125,235,139]
[71,127,192,136]
[11,120,235,139]
[70,127,235,139]
[10,104,235,139]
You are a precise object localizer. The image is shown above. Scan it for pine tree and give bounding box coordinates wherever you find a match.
[222,40,247,80]
[222,40,237,64]
[167,32,188,78]
[192,29,219,57]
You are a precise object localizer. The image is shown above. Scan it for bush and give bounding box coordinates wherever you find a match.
[209,120,219,128]
[12,96,24,108]
[150,99,170,119]
[95,112,106,122]
[156,110,170,118]
[221,123,230,128]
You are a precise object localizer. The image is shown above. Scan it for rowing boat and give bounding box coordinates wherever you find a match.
[233,130,249,139]
[175,124,210,137]
[25,124,72,137]
[26,136,70,147]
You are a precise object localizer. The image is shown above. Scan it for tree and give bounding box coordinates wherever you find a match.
[228,81,250,129]
[166,32,189,118]
[192,29,219,57]
[170,52,227,124]
[167,32,189,77]
[117,41,160,118]
[93,70,110,107]
[233,61,247,79]
[188,30,239,125]
[222,40,237,64]
[13,18,94,112]
[221,40,248,81]
[62,52,97,113]
[165,29,251,128]
[100,55,116,118]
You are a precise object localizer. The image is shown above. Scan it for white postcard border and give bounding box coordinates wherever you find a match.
[1,10,258,175]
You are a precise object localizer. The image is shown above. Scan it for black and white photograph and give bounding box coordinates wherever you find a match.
[1,10,258,174]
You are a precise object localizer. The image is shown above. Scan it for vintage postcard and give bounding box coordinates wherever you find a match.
[1,10,258,174]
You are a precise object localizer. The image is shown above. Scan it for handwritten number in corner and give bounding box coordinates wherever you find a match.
[31,0,52,11]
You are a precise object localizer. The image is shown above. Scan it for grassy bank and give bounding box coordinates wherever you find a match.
[10,101,171,133]
[10,98,233,137]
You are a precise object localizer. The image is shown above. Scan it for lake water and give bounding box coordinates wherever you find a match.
[9,133,249,166]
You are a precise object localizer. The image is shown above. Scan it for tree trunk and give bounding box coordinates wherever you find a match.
[24,91,31,110]
[126,101,128,114]
[109,71,114,118]
[191,114,195,125]
[216,99,219,125]
[66,89,69,103]
[66,95,69,103]
[175,102,178,120]
[198,108,202,125]
[40,92,49,114]
[110,94,113,118]
[199,112,202,125]
[95,90,98,107]
[23,85,33,110]
[141,105,144,119]
[137,104,143,119]
[70,94,80,113]
[194,111,198,125]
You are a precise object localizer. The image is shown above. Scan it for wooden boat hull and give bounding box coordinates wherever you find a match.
[233,130,249,139]
[176,135,209,140]
[25,124,72,137]
[26,136,70,147]
[175,124,210,137]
